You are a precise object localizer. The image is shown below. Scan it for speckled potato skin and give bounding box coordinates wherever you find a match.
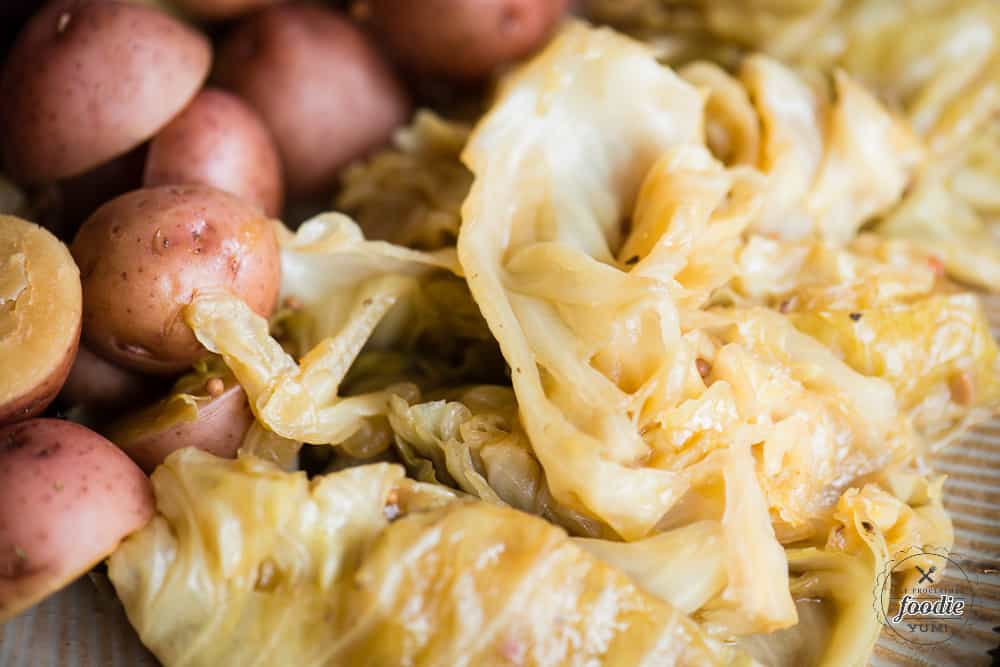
[121,385,254,473]
[145,88,285,217]
[0,0,211,184]
[214,3,410,196]
[368,0,569,80]
[71,185,281,374]
[0,419,154,622]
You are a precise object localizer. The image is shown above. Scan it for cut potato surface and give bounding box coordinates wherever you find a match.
[0,215,81,425]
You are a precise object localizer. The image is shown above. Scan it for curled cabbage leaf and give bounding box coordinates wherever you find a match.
[108,449,749,667]
[459,22,706,542]
[454,23,996,649]
[387,385,614,538]
[458,22,800,632]
[589,0,1000,289]
[681,56,922,243]
[738,470,952,667]
[184,214,492,455]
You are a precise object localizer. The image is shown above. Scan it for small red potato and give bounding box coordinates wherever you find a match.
[0,0,211,184]
[109,366,254,473]
[367,0,569,80]
[145,88,285,217]
[0,419,154,622]
[71,185,281,374]
[0,215,81,426]
[171,0,287,21]
[214,3,410,196]
[58,346,162,415]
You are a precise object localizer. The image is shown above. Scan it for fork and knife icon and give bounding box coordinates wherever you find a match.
[916,564,937,584]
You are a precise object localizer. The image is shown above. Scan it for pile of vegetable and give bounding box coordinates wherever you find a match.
[0,2,998,667]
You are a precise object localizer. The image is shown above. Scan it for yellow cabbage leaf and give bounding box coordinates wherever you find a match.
[108,449,751,667]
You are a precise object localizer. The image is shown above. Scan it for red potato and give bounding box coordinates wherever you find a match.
[57,145,147,230]
[0,216,81,426]
[0,419,154,622]
[367,0,569,80]
[170,0,287,21]
[110,379,254,474]
[71,185,282,374]
[145,88,285,217]
[214,3,410,196]
[0,0,211,184]
[58,346,163,414]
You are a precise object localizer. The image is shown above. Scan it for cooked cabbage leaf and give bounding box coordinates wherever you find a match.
[337,111,472,250]
[792,293,1000,443]
[388,385,615,538]
[170,21,995,664]
[108,449,751,667]
[737,470,952,667]
[588,0,1000,289]
[184,214,493,453]
[460,22,708,542]
[458,22,805,633]
[681,56,922,243]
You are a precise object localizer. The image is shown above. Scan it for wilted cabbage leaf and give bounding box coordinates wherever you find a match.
[388,385,614,538]
[460,22,705,539]
[455,22,996,647]
[792,294,1000,443]
[108,449,751,667]
[184,214,498,456]
[337,111,472,250]
[587,0,1000,289]
[682,56,921,243]
[457,21,807,633]
[163,20,996,665]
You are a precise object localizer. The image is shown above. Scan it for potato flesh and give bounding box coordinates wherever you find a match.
[0,216,81,419]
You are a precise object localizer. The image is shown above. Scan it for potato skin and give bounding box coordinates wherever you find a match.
[214,3,410,196]
[0,419,153,622]
[0,0,211,184]
[71,185,281,374]
[117,384,254,474]
[0,339,78,427]
[145,88,285,217]
[171,0,286,21]
[58,346,162,414]
[368,0,568,80]
[0,216,82,426]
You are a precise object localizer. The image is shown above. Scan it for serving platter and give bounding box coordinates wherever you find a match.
[3,302,999,667]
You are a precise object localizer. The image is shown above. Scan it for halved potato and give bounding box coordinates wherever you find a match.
[108,357,254,473]
[0,215,81,425]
